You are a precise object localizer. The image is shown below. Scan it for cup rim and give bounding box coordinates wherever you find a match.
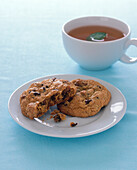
[62,16,131,44]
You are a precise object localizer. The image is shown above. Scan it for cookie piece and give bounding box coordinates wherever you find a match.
[20,78,76,119]
[57,79,111,117]
[70,122,78,127]
[51,109,60,115]
[53,112,66,122]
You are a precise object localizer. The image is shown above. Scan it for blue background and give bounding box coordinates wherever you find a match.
[1,0,137,169]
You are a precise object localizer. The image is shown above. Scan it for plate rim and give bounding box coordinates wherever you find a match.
[8,74,127,138]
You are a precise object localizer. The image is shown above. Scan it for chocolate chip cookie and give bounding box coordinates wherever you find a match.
[57,79,111,117]
[20,78,76,119]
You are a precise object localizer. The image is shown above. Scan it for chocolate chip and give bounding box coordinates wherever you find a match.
[70,122,78,127]
[101,106,106,109]
[96,97,99,99]
[63,94,67,100]
[21,95,26,99]
[63,80,68,83]
[85,99,92,104]
[43,87,46,91]
[62,89,70,100]
[46,85,49,88]
[52,77,56,81]
[75,82,80,86]
[64,103,68,106]
[68,97,73,102]
[51,95,56,101]
[33,92,40,96]
[40,100,46,105]
[97,85,101,89]
[41,84,43,86]
[75,81,87,87]
[29,89,36,93]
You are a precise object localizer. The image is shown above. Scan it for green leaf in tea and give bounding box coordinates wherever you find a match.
[86,32,106,41]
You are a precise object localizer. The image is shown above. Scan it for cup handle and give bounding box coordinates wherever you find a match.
[120,38,137,63]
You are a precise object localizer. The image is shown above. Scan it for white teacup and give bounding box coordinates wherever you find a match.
[62,16,137,70]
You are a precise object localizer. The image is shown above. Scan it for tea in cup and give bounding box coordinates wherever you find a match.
[62,16,137,70]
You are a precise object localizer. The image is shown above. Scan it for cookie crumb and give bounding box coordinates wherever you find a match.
[50,115,53,119]
[47,115,53,120]
[85,99,92,104]
[41,115,46,122]
[42,118,45,122]
[51,109,60,115]
[70,122,78,127]
[53,113,66,122]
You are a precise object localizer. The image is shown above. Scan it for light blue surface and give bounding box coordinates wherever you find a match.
[1,0,137,169]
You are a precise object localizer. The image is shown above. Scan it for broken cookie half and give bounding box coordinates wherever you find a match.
[20,78,76,119]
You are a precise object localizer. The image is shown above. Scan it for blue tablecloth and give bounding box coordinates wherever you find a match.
[1,0,137,169]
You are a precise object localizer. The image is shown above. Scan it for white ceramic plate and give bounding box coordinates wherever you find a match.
[8,74,127,138]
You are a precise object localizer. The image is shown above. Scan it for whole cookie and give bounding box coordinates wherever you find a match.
[57,79,111,117]
[20,78,76,119]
